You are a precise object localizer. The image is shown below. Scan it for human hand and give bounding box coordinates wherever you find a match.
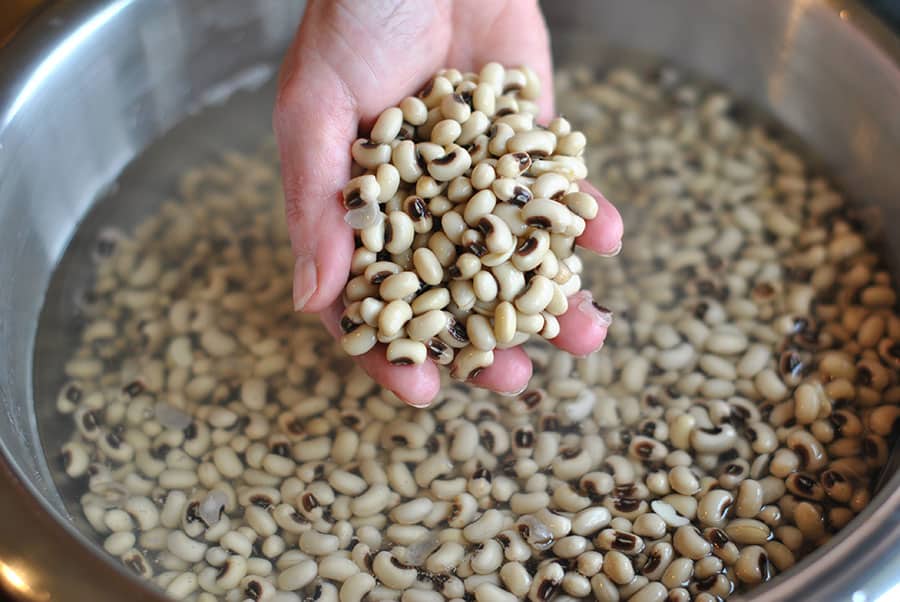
[274,0,623,406]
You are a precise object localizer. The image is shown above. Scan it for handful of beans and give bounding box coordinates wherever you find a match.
[339,63,600,379]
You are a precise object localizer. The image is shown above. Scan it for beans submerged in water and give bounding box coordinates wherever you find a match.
[55,62,897,600]
[339,63,606,373]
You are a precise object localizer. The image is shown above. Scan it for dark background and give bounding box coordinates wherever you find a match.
[868,0,900,27]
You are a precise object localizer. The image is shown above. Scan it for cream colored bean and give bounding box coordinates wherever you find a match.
[340,573,376,602]
[372,107,404,144]
[412,248,443,286]
[277,559,318,591]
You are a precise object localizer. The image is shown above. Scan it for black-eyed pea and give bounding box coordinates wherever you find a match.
[863,433,890,468]
[857,313,885,348]
[495,110,534,132]
[861,285,896,308]
[629,581,667,602]
[764,540,796,572]
[450,344,494,380]
[476,214,513,254]
[410,289,448,317]
[466,132,490,164]
[696,490,733,528]
[859,357,891,393]
[786,428,827,471]
[379,271,419,302]
[525,561,564,601]
[673,525,711,559]
[439,92,471,123]
[725,517,771,545]
[522,199,572,233]
[556,131,587,157]
[590,573,620,602]
[460,314,494,352]
[458,110,491,147]
[640,541,674,581]
[532,172,569,200]
[507,130,557,157]
[784,472,825,501]
[431,119,462,146]
[734,545,770,585]
[425,541,466,574]
[595,529,645,556]
[371,551,417,590]
[666,465,699,496]
[547,116,571,137]
[601,550,634,585]
[850,487,871,513]
[514,275,554,314]
[469,271,498,303]
[690,423,738,454]
[629,514,665,541]
[418,75,454,108]
[561,191,599,220]
[866,404,900,438]
[399,95,427,126]
[428,195,453,218]
[627,435,667,464]
[469,161,495,191]
[448,281,476,313]
[540,312,560,339]
[404,310,446,343]
[492,177,533,207]
[661,557,694,589]
[418,337,452,365]
[744,420,777,454]
[440,210,467,245]
[462,189,497,226]
[341,325,377,357]
[490,262,526,302]
[342,175,380,211]
[399,195,432,235]
[542,282,568,317]
[549,234,577,263]
[385,338,427,366]
[438,315,470,349]
[493,151,530,178]
[371,107,404,144]
[351,138,392,169]
[467,583,514,602]
[339,572,376,602]
[428,144,471,182]
[828,506,855,531]
[416,174,447,198]
[393,140,423,183]
[530,155,587,180]
[736,479,764,517]
[570,506,612,537]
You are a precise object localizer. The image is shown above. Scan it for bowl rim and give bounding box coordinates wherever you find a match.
[2,0,900,600]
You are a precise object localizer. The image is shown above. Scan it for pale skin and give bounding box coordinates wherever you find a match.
[274,0,623,407]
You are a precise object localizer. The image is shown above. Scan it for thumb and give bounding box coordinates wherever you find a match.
[274,23,357,312]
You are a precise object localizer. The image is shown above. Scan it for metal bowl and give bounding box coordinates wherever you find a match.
[1,1,899,599]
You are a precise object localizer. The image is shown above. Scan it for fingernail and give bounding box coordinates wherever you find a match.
[600,239,623,257]
[293,255,317,311]
[498,382,530,397]
[576,290,613,328]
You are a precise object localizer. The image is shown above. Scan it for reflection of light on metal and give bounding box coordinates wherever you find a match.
[0,561,49,601]
[769,0,816,102]
[840,9,850,21]
[0,563,27,592]
[3,0,133,127]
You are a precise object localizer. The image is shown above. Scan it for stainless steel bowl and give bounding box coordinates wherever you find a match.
[1,0,899,599]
